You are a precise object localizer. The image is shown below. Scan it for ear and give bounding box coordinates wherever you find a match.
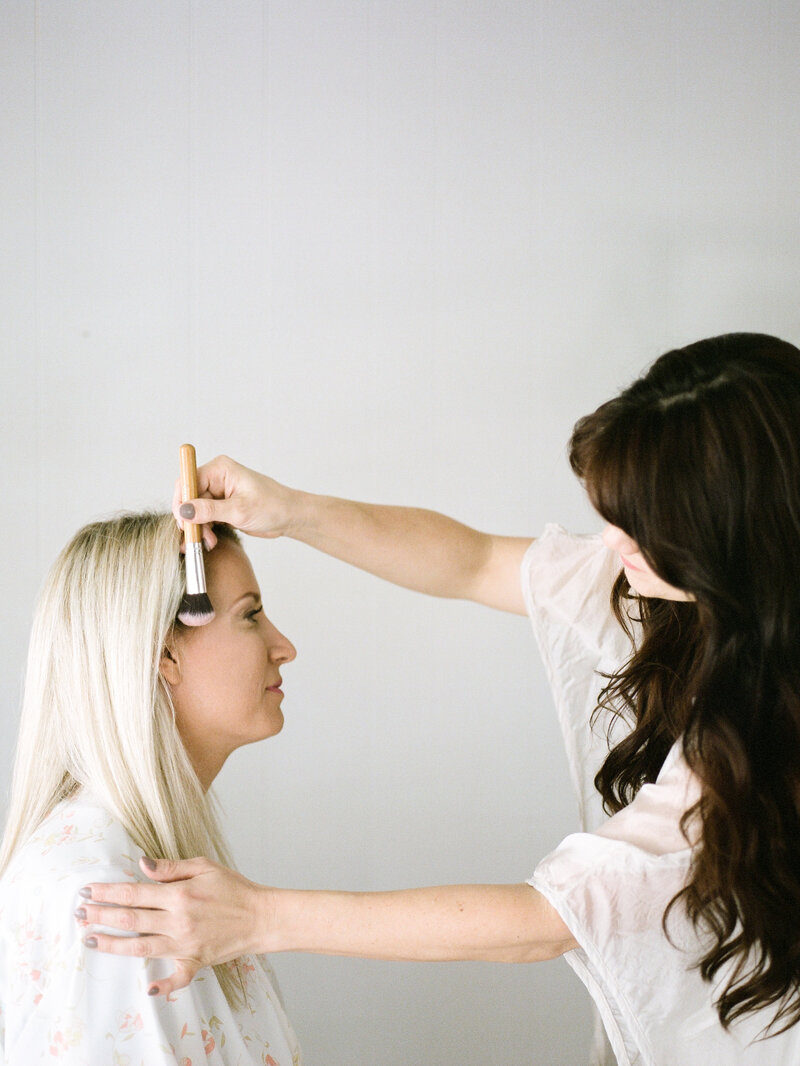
[159,640,182,686]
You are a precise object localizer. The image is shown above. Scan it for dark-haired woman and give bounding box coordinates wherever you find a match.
[83,334,800,1064]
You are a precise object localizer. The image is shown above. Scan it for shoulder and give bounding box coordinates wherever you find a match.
[0,801,303,1064]
[521,523,632,661]
[522,525,614,600]
[1,794,143,928]
[0,796,147,1028]
[7,793,140,876]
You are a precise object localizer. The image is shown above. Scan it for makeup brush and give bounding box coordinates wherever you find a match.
[177,443,216,626]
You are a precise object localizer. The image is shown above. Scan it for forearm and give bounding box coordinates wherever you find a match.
[290,492,529,610]
[264,882,576,963]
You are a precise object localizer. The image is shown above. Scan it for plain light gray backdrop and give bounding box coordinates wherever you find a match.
[3,2,800,1063]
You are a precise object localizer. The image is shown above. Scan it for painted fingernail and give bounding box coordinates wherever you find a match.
[180,503,195,519]
[74,907,87,920]
[85,937,98,948]
[148,985,160,996]
[142,856,157,871]
[79,887,92,900]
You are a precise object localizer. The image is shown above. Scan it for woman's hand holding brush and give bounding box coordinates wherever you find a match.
[172,455,301,549]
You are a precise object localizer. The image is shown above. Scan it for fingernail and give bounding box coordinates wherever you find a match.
[142,856,157,871]
[79,887,92,900]
[85,937,98,949]
[74,907,87,920]
[148,985,160,996]
[180,503,195,519]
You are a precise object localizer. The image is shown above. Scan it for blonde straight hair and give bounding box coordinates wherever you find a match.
[0,512,245,1004]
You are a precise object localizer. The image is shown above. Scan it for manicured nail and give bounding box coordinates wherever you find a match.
[148,985,160,996]
[74,907,87,920]
[79,887,92,900]
[179,503,195,519]
[85,937,98,949]
[141,856,157,871]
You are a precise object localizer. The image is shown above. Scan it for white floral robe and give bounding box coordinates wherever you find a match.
[0,792,302,1066]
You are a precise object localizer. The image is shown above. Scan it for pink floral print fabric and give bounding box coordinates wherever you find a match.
[0,794,302,1065]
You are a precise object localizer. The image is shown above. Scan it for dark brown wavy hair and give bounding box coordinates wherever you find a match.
[569,333,800,1035]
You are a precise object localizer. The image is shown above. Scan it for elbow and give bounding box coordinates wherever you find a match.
[540,933,579,961]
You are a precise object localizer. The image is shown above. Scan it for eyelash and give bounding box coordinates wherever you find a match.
[246,605,263,622]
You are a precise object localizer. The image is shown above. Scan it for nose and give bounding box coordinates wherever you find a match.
[267,622,297,665]
[602,523,639,556]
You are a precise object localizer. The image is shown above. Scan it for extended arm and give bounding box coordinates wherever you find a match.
[291,495,532,613]
[174,456,533,614]
[268,881,576,963]
[78,858,577,997]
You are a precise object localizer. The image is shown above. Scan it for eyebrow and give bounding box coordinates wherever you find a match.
[230,592,261,609]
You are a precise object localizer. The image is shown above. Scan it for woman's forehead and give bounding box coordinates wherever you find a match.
[205,541,259,602]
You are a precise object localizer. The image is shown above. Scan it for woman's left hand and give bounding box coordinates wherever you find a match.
[75,856,273,998]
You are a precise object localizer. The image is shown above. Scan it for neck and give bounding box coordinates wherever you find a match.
[191,751,226,792]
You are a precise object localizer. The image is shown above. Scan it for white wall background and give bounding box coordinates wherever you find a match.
[3,2,800,1063]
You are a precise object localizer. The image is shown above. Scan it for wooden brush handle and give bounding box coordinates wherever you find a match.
[179,443,202,546]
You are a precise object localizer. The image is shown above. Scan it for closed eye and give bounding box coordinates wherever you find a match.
[246,605,264,622]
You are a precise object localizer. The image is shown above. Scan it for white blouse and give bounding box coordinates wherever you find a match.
[0,792,302,1066]
[522,525,800,1065]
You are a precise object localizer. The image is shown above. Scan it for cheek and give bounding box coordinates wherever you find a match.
[630,560,658,583]
[626,570,653,594]
[185,638,265,703]
[176,640,230,703]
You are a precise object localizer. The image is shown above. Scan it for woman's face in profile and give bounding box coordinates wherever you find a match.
[601,524,693,601]
[162,539,297,789]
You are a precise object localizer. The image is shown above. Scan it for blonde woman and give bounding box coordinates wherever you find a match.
[0,513,301,1065]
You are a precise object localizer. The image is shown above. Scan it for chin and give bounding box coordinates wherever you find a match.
[263,711,285,737]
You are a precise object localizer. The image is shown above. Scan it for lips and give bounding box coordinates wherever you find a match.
[620,554,643,573]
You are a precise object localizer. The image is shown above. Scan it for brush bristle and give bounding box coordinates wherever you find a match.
[177,592,216,627]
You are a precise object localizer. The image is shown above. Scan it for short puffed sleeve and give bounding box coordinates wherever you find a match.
[521,524,635,831]
[529,744,795,1066]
